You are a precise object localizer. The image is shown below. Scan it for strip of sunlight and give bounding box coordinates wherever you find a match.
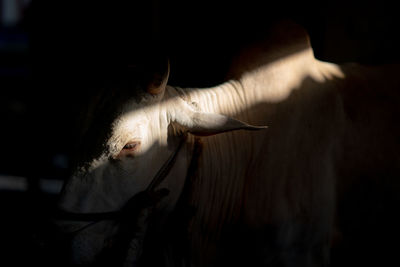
[0,175,63,194]
[0,175,28,191]
[39,178,63,194]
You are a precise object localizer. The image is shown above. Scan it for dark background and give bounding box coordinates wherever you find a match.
[1,0,400,266]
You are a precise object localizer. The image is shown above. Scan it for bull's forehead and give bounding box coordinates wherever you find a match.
[107,101,149,154]
[73,92,145,169]
[107,97,166,155]
[71,62,168,171]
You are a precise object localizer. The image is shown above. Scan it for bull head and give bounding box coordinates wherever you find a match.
[56,57,266,265]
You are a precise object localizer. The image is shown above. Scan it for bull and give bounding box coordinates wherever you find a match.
[56,22,400,266]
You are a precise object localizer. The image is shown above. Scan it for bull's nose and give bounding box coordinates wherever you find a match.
[69,233,106,265]
[50,219,107,266]
[52,209,92,233]
[52,217,120,265]
[30,216,73,266]
[54,219,96,235]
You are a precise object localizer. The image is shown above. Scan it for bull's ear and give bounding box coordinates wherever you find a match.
[147,59,170,96]
[172,100,267,136]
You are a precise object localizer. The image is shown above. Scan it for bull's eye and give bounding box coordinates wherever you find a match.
[123,142,140,150]
[117,141,141,158]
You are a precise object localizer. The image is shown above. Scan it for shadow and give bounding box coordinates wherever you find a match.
[213,72,400,267]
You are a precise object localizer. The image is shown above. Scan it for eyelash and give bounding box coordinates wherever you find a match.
[115,141,141,159]
[123,142,140,150]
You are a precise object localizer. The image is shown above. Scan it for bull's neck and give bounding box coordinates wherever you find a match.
[164,48,344,263]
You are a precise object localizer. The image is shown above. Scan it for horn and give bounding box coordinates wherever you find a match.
[171,99,267,136]
[186,112,268,136]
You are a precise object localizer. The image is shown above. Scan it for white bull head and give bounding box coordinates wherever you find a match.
[57,58,266,265]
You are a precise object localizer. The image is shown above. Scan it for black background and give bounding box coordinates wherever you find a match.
[1,0,400,266]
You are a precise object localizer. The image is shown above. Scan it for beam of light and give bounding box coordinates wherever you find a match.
[0,175,63,194]
[0,175,28,191]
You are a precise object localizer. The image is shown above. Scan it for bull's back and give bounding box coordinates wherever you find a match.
[331,63,400,266]
[335,63,400,194]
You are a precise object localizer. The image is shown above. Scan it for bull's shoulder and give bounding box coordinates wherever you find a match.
[334,63,400,122]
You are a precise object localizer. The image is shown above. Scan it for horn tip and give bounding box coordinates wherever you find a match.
[246,125,268,130]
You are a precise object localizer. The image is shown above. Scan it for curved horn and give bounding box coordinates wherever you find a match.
[171,99,267,136]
